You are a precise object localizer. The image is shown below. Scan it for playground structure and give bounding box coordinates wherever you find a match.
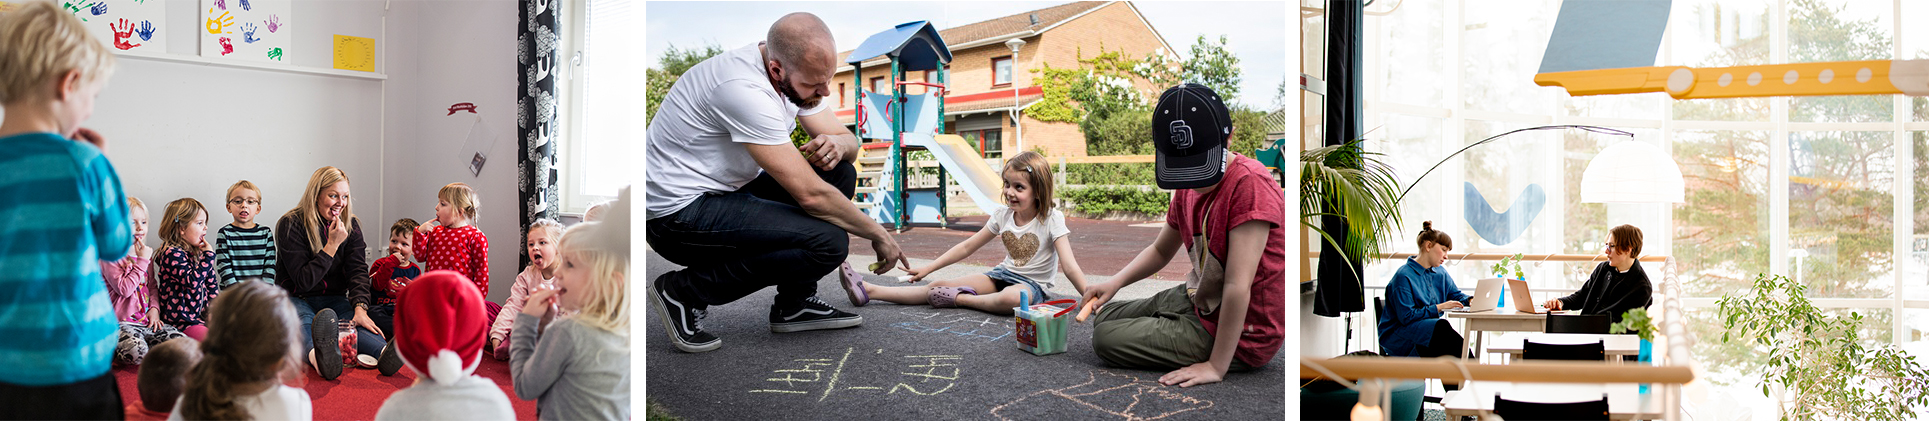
[846,21,1004,230]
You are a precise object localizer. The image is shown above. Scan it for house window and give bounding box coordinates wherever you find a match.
[870,76,887,94]
[838,82,845,107]
[992,56,1012,87]
[558,0,631,213]
[920,70,935,95]
[960,129,1002,159]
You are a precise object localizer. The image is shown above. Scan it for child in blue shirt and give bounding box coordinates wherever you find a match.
[0,3,132,418]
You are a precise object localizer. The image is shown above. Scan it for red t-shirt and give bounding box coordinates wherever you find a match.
[415,225,490,297]
[1166,154,1286,368]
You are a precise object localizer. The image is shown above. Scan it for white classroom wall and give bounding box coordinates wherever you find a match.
[18,0,533,302]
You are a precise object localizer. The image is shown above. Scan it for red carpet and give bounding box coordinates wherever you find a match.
[115,357,539,420]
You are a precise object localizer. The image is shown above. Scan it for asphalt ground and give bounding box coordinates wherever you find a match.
[642,238,1285,420]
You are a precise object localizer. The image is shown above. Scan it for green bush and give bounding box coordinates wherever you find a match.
[1063,162,1156,186]
[1060,186,1169,217]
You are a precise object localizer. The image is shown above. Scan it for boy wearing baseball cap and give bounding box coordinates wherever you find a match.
[1078,83,1286,387]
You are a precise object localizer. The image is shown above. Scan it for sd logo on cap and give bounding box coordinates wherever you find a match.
[1151,83,1233,190]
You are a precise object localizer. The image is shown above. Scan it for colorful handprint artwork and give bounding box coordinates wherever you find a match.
[78,0,164,51]
[199,0,289,63]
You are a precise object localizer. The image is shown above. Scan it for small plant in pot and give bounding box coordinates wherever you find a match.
[1490,253,1525,280]
[1609,308,1655,362]
[1715,273,1929,420]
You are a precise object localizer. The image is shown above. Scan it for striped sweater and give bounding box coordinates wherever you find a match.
[0,132,132,386]
[214,224,276,285]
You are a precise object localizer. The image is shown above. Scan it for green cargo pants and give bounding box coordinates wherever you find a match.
[1089,284,1255,372]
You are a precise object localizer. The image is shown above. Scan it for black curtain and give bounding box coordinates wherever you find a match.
[517,0,561,268]
[1314,0,1365,317]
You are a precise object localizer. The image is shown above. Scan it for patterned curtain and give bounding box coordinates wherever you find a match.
[517,0,561,268]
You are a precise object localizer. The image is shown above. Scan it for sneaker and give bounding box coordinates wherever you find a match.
[311,308,342,380]
[769,296,863,333]
[376,340,403,376]
[650,280,721,353]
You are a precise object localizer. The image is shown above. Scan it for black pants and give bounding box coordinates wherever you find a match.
[647,161,858,309]
[1415,319,1467,391]
[0,372,123,420]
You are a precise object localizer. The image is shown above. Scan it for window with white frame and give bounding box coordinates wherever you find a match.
[1345,0,1929,415]
[559,0,637,214]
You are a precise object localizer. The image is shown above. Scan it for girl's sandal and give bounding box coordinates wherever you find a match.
[927,286,978,308]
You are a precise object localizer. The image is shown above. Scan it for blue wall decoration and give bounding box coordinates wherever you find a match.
[1464,182,1546,246]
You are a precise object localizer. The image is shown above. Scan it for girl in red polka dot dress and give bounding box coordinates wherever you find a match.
[414,183,492,308]
[153,198,220,341]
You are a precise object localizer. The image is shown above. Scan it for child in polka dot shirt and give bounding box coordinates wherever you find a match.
[153,198,220,341]
[415,183,490,297]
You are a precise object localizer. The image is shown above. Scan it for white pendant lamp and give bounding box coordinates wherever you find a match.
[1580,140,1684,203]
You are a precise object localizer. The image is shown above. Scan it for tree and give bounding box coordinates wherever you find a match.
[1027,35,1250,158]
[645,44,726,124]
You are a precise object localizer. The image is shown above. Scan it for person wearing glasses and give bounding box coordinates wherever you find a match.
[1543,224,1653,326]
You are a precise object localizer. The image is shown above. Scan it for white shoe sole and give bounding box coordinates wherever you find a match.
[651,286,721,353]
[769,315,864,333]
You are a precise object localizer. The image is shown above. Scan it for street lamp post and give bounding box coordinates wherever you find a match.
[1005,37,1026,154]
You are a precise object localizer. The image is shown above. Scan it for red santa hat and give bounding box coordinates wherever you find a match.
[395,270,488,385]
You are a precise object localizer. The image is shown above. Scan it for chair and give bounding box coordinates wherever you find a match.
[1492,394,1610,420]
[1373,297,1388,354]
[1545,314,1611,334]
[1523,340,1606,361]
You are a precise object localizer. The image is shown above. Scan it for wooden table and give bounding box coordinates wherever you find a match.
[1445,310,1547,361]
[1442,381,1661,420]
[1485,333,1643,362]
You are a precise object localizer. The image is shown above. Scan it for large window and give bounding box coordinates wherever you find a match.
[560,0,635,213]
[960,129,1001,159]
[1358,0,1928,415]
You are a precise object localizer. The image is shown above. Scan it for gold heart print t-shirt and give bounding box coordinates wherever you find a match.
[988,206,1072,288]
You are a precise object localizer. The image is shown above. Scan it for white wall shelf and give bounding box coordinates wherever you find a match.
[113,50,386,81]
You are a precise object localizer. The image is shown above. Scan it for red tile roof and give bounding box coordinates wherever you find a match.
[837,1,1109,65]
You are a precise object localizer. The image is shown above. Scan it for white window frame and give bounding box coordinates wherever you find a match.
[557,0,623,216]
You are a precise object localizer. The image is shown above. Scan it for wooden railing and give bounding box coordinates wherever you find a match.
[1304,251,1668,263]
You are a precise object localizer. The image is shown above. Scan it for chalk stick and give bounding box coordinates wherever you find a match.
[1075,301,1096,323]
[895,275,915,283]
[868,261,886,272]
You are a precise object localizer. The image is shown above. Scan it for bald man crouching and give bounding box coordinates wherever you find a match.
[645,13,911,353]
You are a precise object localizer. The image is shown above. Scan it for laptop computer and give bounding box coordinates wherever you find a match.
[1451,278,1545,313]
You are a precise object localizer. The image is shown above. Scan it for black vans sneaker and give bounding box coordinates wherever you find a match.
[769,296,863,333]
[311,308,342,380]
[650,282,721,353]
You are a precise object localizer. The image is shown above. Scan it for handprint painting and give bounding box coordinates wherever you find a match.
[61,0,165,51]
[197,0,288,63]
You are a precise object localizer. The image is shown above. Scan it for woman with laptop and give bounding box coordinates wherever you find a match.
[1377,222,1473,360]
[1543,224,1654,326]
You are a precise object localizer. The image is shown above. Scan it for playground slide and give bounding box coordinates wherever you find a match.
[906,134,1004,213]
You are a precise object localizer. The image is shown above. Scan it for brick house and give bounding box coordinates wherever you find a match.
[830,1,1174,161]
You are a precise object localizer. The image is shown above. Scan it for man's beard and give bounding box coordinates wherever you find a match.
[776,75,822,108]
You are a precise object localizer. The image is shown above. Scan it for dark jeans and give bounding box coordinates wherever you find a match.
[292,295,386,356]
[0,371,122,420]
[647,161,857,309]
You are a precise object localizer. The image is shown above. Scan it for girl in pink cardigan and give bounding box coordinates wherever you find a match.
[104,198,186,365]
[488,219,564,359]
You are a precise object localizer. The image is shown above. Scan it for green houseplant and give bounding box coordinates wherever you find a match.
[1715,273,1929,420]
[1299,138,1404,277]
[1490,253,1525,280]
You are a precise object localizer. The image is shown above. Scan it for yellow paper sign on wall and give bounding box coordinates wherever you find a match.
[333,34,375,72]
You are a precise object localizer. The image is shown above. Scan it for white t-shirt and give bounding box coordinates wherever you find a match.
[986,206,1070,287]
[169,384,312,421]
[646,42,831,219]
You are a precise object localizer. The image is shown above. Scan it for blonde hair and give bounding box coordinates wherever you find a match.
[559,221,629,334]
[528,219,564,244]
[283,167,355,253]
[0,1,116,105]
[438,182,480,221]
[128,197,145,212]
[157,198,207,263]
[1001,151,1056,222]
[180,281,302,421]
[225,180,260,202]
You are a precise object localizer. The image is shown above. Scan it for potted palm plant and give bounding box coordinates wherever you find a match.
[1299,138,1404,279]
